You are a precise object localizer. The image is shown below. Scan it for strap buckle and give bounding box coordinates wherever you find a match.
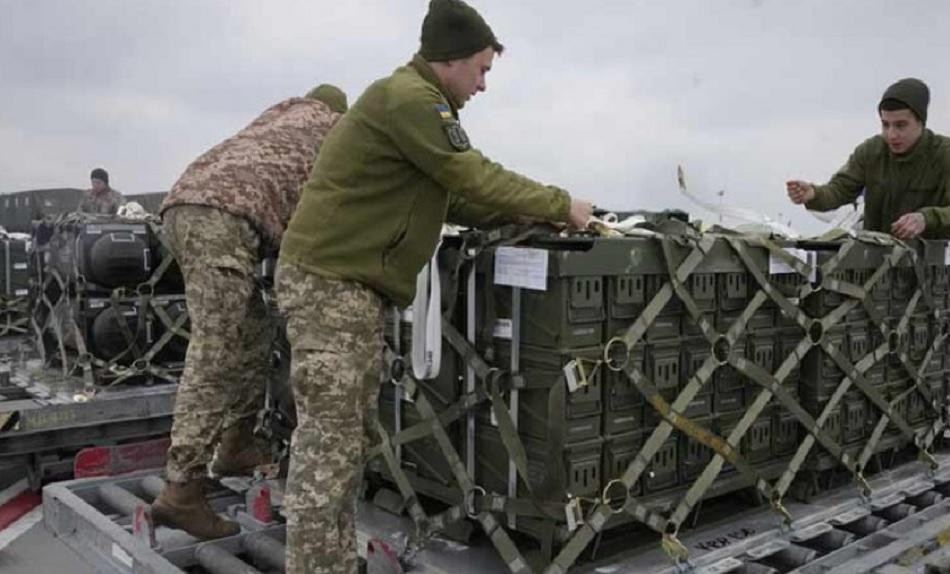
[563,359,598,393]
[661,531,691,566]
[602,478,629,515]
[464,486,486,520]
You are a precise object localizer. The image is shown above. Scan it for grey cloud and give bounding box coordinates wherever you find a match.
[1,0,949,235]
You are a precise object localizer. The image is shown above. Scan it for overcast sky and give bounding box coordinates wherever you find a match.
[1,0,948,235]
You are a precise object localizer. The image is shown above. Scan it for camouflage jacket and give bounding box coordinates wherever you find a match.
[161,98,340,248]
[78,188,124,215]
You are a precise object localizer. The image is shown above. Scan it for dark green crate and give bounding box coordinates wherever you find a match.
[841,394,869,445]
[475,426,603,500]
[379,398,461,486]
[602,432,644,496]
[495,275,604,349]
[772,410,799,457]
[679,416,714,482]
[643,436,678,493]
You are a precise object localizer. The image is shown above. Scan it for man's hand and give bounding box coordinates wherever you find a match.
[786,180,815,205]
[891,212,926,240]
[568,198,594,231]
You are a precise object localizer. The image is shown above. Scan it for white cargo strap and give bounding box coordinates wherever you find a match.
[411,244,442,380]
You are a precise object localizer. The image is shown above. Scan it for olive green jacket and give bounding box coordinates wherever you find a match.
[280,54,572,306]
[805,129,950,238]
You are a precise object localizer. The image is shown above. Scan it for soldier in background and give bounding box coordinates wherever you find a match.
[150,84,348,539]
[78,167,124,215]
[787,78,950,239]
[276,1,594,571]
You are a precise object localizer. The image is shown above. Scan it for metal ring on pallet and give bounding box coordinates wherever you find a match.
[485,368,505,394]
[76,352,93,367]
[604,337,630,372]
[389,356,406,385]
[136,282,154,297]
[464,486,487,519]
[131,358,149,373]
[602,479,629,514]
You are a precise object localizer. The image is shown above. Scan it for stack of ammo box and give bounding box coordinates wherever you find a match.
[0,233,32,337]
[374,225,950,550]
[31,215,188,385]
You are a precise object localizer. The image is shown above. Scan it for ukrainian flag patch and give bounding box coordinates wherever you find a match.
[435,103,453,120]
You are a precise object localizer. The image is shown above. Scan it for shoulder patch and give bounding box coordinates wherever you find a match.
[444,122,471,151]
[434,103,453,121]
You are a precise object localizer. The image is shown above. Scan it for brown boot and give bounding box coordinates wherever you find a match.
[211,419,271,477]
[151,479,240,539]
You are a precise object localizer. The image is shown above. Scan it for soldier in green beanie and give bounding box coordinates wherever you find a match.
[276,1,593,572]
[787,77,950,239]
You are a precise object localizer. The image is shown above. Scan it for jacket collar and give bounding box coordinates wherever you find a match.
[409,54,460,118]
[892,128,932,164]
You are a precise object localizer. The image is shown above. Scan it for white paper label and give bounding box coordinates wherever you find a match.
[494,247,548,291]
[401,309,413,323]
[111,543,133,568]
[14,289,27,296]
[493,318,512,340]
[944,245,950,266]
[769,248,817,283]
[12,263,26,270]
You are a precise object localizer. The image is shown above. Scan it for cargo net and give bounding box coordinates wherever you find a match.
[366,224,950,573]
[30,213,189,389]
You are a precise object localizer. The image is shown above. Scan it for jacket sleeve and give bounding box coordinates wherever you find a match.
[446,193,515,227]
[388,92,571,223]
[805,143,868,212]
[916,156,950,238]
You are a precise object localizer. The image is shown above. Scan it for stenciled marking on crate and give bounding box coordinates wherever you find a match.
[19,406,79,430]
[693,526,757,551]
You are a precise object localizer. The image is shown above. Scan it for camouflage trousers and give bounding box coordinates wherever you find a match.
[275,260,384,574]
[163,205,271,483]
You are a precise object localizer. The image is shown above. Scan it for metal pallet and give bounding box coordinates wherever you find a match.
[574,453,950,573]
[40,454,950,574]
[0,359,174,487]
[43,470,286,574]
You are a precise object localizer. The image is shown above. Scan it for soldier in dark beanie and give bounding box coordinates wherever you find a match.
[79,167,124,215]
[787,77,950,240]
[276,0,593,572]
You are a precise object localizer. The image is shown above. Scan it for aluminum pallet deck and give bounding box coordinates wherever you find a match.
[0,357,174,487]
[39,453,950,574]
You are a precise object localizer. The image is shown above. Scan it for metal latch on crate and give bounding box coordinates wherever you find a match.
[563,359,592,393]
[565,498,584,532]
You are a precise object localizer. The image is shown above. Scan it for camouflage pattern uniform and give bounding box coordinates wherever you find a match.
[163,205,270,482]
[275,260,384,574]
[78,187,124,215]
[161,97,341,483]
[161,97,338,245]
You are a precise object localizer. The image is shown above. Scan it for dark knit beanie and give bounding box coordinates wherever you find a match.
[90,168,109,185]
[419,0,503,62]
[305,84,348,114]
[879,78,930,124]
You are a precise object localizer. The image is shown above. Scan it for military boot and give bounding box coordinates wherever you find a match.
[210,418,271,477]
[151,480,240,539]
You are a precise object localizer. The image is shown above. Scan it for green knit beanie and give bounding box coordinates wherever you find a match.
[879,78,929,124]
[419,0,503,62]
[305,84,348,114]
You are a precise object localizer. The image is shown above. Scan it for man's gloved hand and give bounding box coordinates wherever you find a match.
[786,180,816,205]
[891,212,926,240]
